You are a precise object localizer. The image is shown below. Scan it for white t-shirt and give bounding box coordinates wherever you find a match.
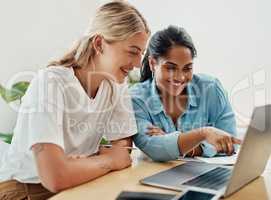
[0,66,137,183]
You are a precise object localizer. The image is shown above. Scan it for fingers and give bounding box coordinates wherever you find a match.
[205,127,241,155]
[219,140,228,154]
[147,126,164,132]
[232,137,242,145]
[218,137,235,155]
[226,137,234,155]
[214,142,223,153]
[223,137,242,155]
[147,129,163,136]
[147,126,165,136]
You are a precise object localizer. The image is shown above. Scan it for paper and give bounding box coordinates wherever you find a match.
[195,153,237,165]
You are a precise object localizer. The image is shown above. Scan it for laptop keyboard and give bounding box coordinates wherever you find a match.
[183,167,232,190]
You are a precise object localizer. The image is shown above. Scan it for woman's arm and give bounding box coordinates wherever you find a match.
[177,128,206,156]
[139,124,241,161]
[110,136,132,147]
[147,126,202,157]
[32,143,132,193]
[178,127,241,156]
[110,137,133,154]
[132,98,241,162]
[148,125,242,156]
[199,78,238,157]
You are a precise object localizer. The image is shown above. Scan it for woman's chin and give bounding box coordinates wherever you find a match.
[115,75,126,84]
[167,92,181,97]
[167,88,186,97]
[103,73,126,84]
[116,79,125,84]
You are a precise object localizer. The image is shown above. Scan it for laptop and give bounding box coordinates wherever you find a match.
[140,104,271,197]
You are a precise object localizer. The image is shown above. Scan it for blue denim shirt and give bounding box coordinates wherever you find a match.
[129,74,237,162]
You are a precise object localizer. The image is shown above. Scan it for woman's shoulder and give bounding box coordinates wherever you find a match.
[192,73,220,86]
[25,66,74,97]
[38,66,74,80]
[192,73,228,102]
[129,79,152,100]
[28,66,76,90]
[191,73,226,93]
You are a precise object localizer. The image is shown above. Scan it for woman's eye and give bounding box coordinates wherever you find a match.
[166,65,176,70]
[183,67,193,72]
[128,51,139,56]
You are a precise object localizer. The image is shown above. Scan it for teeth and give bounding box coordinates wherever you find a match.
[170,81,182,86]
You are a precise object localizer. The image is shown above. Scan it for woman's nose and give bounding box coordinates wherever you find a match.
[180,75,186,82]
[172,72,186,82]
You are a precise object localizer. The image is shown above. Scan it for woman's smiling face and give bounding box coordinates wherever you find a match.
[150,46,194,97]
[96,31,148,83]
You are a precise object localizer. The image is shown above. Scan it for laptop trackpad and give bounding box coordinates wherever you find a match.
[141,162,218,188]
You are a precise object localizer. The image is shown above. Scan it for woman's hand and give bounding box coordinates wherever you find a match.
[147,125,241,156]
[146,125,165,136]
[202,127,242,155]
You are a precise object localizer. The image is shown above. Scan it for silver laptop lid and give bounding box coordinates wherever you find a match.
[224,104,271,196]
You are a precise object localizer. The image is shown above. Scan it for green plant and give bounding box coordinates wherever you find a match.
[100,137,109,145]
[0,81,30,104]
[0,133,13,144]
[0,81,30,144]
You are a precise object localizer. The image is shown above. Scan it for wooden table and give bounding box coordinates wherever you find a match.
[51,151,271,200]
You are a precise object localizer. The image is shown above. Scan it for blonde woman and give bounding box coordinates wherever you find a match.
[0,1,149,199]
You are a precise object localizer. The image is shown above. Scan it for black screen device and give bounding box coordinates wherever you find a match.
[115,191,176,200]
[172,190,217,200]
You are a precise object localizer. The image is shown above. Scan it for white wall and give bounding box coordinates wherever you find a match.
[1,0,270,133]
[0,0,99,132]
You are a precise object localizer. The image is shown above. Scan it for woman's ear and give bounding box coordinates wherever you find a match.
[92,35,104,54]
[148,56,157,72]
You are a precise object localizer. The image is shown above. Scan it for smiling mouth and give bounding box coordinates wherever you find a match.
[121,68,129,77]
[168,81,186,87]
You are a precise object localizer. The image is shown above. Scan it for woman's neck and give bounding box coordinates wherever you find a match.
[158,86,187,105]
[158,87,188,121]
[161,92,187,110]
[73,66,105,99]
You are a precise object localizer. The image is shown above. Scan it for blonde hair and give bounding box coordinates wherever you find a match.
[49,0,150,68]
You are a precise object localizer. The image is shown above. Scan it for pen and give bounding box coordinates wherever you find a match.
[100,144,138,150]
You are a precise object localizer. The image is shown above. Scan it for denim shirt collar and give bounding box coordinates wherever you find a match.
[149,77,199,115]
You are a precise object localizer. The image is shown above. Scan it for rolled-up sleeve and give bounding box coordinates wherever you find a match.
[132,99,180,162]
